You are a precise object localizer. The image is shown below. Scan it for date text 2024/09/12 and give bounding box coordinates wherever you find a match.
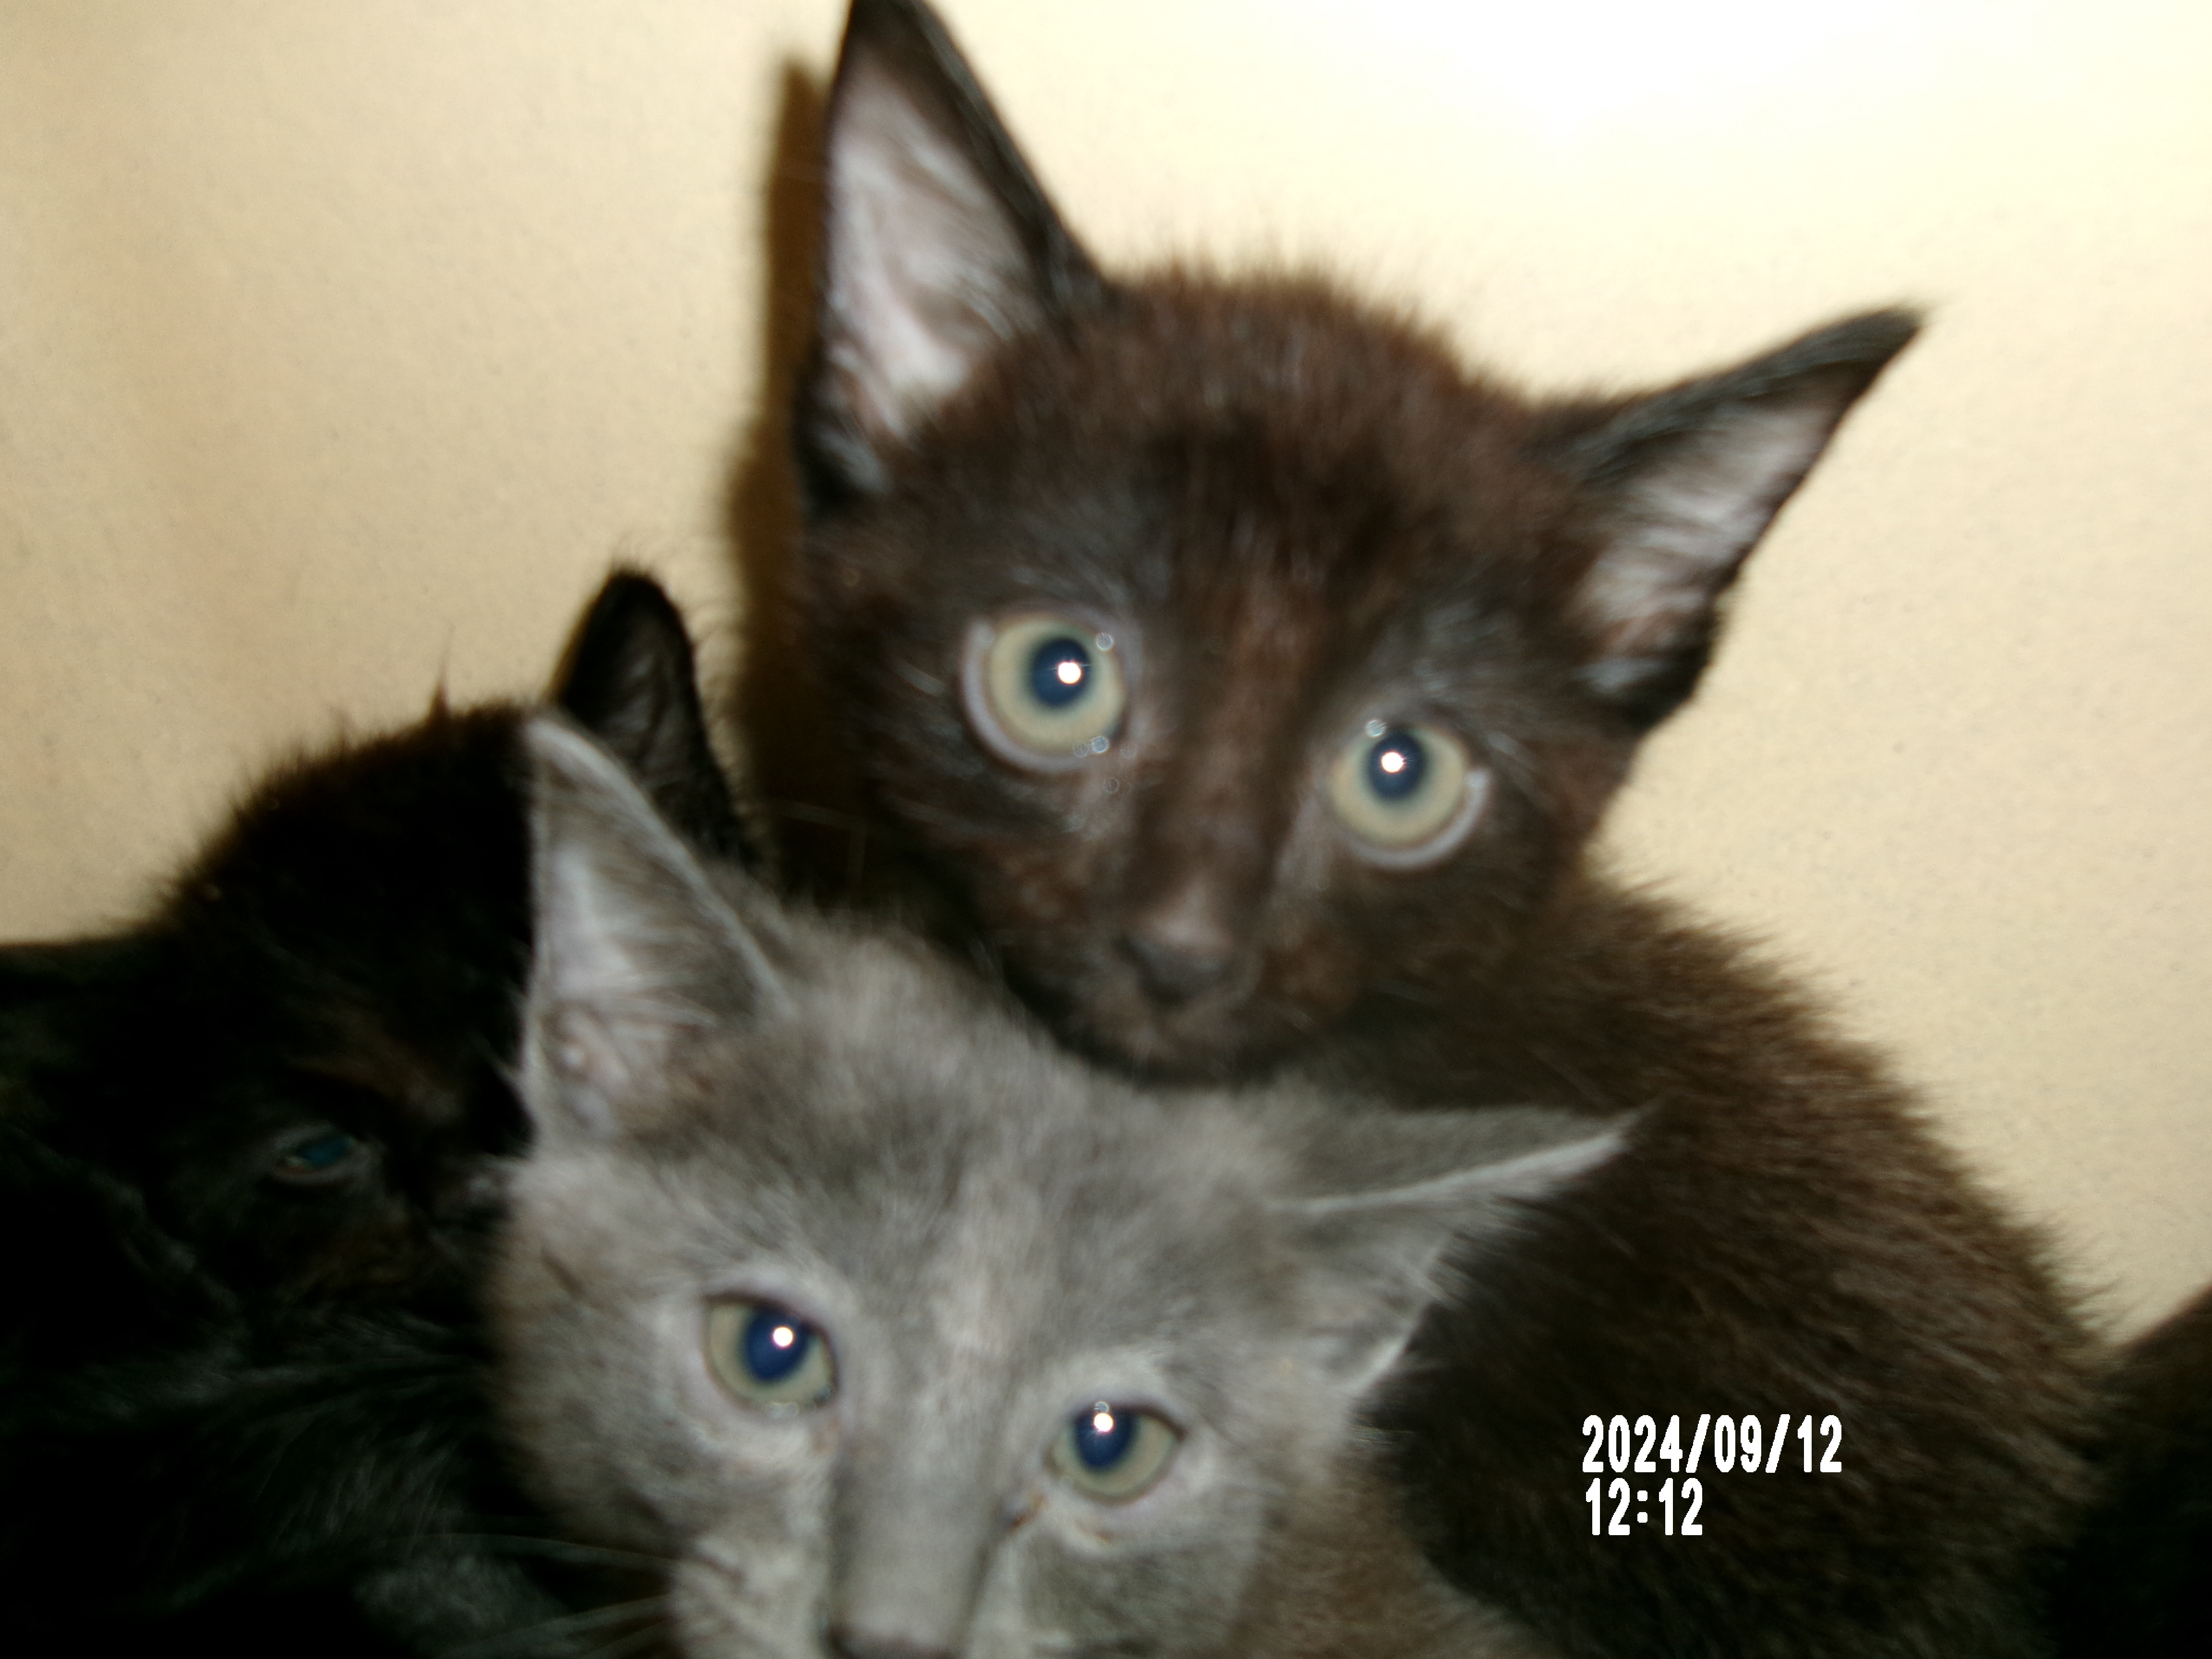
[1582,1412,1846,1536]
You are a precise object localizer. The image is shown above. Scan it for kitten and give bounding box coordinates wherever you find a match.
[766,2,2099,1654]
[0,571,741,1657]
[495,713,1624,1659]
[2053,1283,2212,1656]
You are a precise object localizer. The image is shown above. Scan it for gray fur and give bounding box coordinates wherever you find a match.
[494,717,1614,1659]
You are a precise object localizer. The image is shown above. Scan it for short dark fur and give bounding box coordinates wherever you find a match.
[2054,1284,2212,1656]
[0,572,738,1657]
[769,4,2098,1654]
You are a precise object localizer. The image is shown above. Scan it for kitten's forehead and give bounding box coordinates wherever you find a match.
[752,1079,1278,1285]
[867,284,1571,710]
[635,952,1298,1334]
[992,285,1545,541]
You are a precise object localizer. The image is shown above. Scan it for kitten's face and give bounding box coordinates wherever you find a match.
[149,953,526,1307]
[3,572,737,1314]
[808,292,1634,1077]
[0,710,534,1313]
[500,716,1617,1659]
[156,710,543,1308]
[789,0,1915,1080]
[505,1083,1351,1659]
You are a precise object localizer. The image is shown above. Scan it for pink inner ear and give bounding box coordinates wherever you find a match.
[822,58,1041,460]
[1573,547,1723,668]
[1573,397,1845,674]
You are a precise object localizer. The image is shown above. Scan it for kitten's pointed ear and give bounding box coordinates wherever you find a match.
[520,715,783,1143]
[798,0,1104,503]
[1558,309,1920,726]
[551,570,751,864]
[1282,1107,1626,1398]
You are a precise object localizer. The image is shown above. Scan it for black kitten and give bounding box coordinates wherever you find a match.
[0,571,740,1657]
[765,3,2099,1655]
[2054,1284,2212,1657]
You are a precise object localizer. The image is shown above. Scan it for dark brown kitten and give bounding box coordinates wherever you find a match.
[765,3,2098,1655]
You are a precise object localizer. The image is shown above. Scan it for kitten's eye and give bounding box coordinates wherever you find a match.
[1047,1401,1179,1503]
[962,613,1128,769]
[268,1127,371,1185]
[1326,721,1488,866]
[705,1299,836,1414]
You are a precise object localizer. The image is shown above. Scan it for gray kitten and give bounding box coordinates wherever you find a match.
[492,717,1620,1659]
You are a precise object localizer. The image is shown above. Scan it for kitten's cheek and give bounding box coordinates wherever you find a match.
[1077,973,1303,1079]
[1267,940,1367,1024]
[668,1551,771,1659]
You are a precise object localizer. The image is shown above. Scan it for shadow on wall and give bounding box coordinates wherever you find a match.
[724,62,874,901]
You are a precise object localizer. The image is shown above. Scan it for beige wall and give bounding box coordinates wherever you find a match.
[2,0,2207,1333]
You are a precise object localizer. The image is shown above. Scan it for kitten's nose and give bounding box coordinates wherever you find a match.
[1121,884,1238,1003]
[1121,930,1230,1001]
[826,1626,952,1659]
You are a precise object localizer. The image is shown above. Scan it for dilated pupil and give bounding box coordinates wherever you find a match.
[1028,637,1092,709]
[1366,729,1427,802]
[1073,1404,1135,1469]
[743,1306,809,1383]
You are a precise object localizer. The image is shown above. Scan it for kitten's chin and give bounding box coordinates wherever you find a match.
[1048,968,1306,1084]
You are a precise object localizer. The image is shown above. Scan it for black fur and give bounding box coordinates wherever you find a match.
[2054,1284,2212,1656]
[0,571,734,1656]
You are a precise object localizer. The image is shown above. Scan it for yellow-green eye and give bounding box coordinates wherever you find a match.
[705,1300,836,1414]
[1046,1402,1180,1503]
[962,613,1128,769]
[1325,721,1486,866]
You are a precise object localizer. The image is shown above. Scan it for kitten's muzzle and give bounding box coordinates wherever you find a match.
[1119,928,1232,1003]
[1119,879,1242,1004]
